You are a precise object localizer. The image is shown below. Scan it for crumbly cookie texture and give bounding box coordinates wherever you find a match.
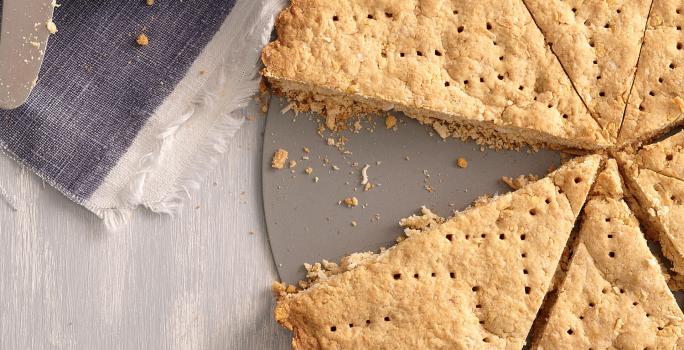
[523,0,650,142]
[262,0,611,151]
[273,155,601,349]
[619,0,684,146]
[618,146,684,290]
[502,174,540,190]
[532,159,684,349]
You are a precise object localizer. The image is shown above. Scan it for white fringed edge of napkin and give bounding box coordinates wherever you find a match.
[87,0,287,229]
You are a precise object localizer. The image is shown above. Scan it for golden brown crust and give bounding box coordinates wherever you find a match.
[619,0,684,145]
[618,147,684,291]
[635,130,684,181]
[274,155,602,349]
[262,0,611,150]
[523,0,651,142]
[532,160,684,349]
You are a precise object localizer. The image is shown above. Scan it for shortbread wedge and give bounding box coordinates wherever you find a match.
[619,152,684,289]
[273,155,601,349]
[633,130,684,181]
[523,0,651,140]
[619,0,684,145]
[262,0,611,150]
[532,159,684,349]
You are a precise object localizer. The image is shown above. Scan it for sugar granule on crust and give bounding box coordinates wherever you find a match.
[673,97,684,113]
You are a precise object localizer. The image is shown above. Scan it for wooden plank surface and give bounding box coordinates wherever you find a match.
[0,102,290,349]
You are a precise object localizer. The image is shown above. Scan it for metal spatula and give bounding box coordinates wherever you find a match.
[0,0,55,110]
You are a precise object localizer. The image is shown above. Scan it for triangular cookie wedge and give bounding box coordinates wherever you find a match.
[632,130,684,181]
[619,152,684,289]
[619,0,684,145]
[523,0,651,140]
[273,155,601,349]
[532,159,684,349]
[262,0,610,150]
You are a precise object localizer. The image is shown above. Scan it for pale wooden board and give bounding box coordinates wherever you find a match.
[0,101,290,349]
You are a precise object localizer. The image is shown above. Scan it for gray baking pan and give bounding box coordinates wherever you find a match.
[262,95,684,308]
[262,95,561,284]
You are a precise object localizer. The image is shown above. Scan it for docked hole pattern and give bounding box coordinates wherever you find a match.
[567,285,659,343]
[325,180,558,337]
[329,314,393,333]
[634,5,684,117]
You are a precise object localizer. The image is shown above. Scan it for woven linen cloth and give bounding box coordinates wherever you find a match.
[0,0,284,227]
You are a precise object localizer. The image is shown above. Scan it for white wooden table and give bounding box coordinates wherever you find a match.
[0,102,291,349]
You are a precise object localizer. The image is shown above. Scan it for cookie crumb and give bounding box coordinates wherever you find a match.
[502,174,539,190]
[342,197,359,207]
[46,20,58,34]
[305,167,313,175]
[271,149,288,169]
[385,115,397,129]
[136,33,149,46]
[289,160,297,169]
[146,0,154,5]
[361,164,370,185]
[456,157,468,168]
[351,221,357,227]
[303,147,310,153]
[432,121,450,138]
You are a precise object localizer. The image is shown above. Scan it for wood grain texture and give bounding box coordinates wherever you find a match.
[0,101,290,349]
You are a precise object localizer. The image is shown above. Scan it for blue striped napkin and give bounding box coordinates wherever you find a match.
[0,0,284,227]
